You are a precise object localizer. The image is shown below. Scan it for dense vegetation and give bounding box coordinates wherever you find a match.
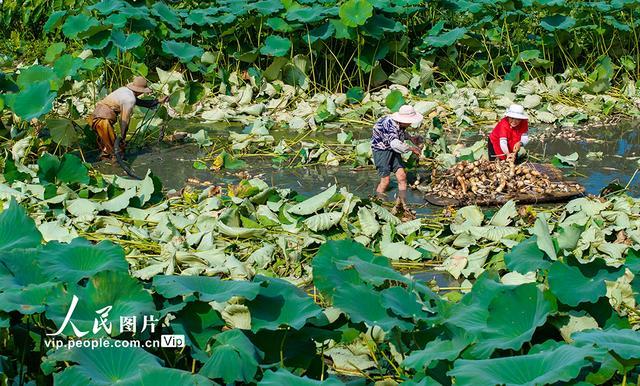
[0,153,639,384]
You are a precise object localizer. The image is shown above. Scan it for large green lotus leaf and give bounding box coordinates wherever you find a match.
[0,282,62,314]
[402,337,468,371]
[46,271,156,338]
[10,81,57,121]
[313,240,394,299]
[503,236,550,273]
[3,157,30,183]
[266,17,294,32]
[153,275,261,302]
[162,40,204,63]
[305,22,336,44]
[111,31,144,51]
[0,198,41,251]
[88,0,125,14]
[448,344,595,386]
[548,261,610,306]
[44,10,67,33]
[62,14,100,39]
[424,28,467,48]
[57,154,90,184]
[441,274,517,335]
[139,365,214,385]
[16,65,57,90]
[334,281,413,330]
[288,185,336,215]
[151,2,181,29]
[199,330,263,384]
[171,301,225,355]
[540,15,576,31]
[40,239,127,283]
[253,0,284,15]
[0,248,48,289]
[246,276,322,332]
[381,286,429,319]
[260,368,345,385]
[339,0,373,27]
[286,5,329,23]
[53,54,83,79]
[50,345,162,385]
[385,90,405,112]
[37,152,60,183]
[260,35,292,57]
[470,283,556,358]
[573,328,640,361]
[85,29,112,50]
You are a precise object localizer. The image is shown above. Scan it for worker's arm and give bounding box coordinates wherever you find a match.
[135,95,169,109]
[520,134,529,146]
[119,101,136,139]
[499,138,509,155]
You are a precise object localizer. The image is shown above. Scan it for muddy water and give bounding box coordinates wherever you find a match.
[95,120,640,206]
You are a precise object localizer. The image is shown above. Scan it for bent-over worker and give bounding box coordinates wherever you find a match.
[488,104,529,163]
[371,104,424,201]
[89,76,167,158]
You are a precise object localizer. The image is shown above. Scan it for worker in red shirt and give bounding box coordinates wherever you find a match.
[488,104,529,163]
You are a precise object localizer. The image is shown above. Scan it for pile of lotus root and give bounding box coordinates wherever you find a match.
[417,159,582,200]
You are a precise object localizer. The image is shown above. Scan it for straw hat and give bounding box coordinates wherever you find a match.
[126,76,152,93]
[504,104,528,120]
[390,105,424,124]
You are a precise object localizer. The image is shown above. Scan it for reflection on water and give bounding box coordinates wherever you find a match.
[95,120,640,206]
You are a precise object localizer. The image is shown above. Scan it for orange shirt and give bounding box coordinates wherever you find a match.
[488,117,528,160]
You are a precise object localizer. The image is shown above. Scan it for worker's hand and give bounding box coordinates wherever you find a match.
[507,153,516,163]
[411,147,422,157]
[158,95,170,104]
[513,141,522,153]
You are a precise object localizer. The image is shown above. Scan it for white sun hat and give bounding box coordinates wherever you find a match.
[504,104,528,120]
[390,105,424,124]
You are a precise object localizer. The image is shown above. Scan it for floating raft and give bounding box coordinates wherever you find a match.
[423,163,585,207]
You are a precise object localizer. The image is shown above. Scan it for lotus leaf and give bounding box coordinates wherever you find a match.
[385,90,405,112]
[0,199,41,251]
[162,40,204,63]
[504,236,550,273]
[246,275,322,331]
[339,0,373,27]
[304,211,342,231]
[573,328,640,361]
[153,275,262,302]
[199,329,263,384]
[403,337,468,370]
[61,14,100,39]
[260,368,344,385]
[425,28,467,48]
[40,239,127,283]
[44,10,67,33]
[111,31,144,51]
[540,15,576,31]
[9,81,56,121]
[50,345,163,385]
[449,344,595,386]
[288,185,336,215]
[260,36,292,57]
[152,2,181,29]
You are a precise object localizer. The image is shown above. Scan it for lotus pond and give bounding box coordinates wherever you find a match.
[3,0,640,383]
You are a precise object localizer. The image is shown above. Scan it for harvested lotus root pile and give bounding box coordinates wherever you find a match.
[419,159,581,200]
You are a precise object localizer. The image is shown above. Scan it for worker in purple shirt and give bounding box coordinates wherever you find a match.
[371,105,424,202]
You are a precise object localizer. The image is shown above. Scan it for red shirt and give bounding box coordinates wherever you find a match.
[489,117,528,160]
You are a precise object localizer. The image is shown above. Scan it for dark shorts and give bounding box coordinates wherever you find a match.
[373,149,404,177]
